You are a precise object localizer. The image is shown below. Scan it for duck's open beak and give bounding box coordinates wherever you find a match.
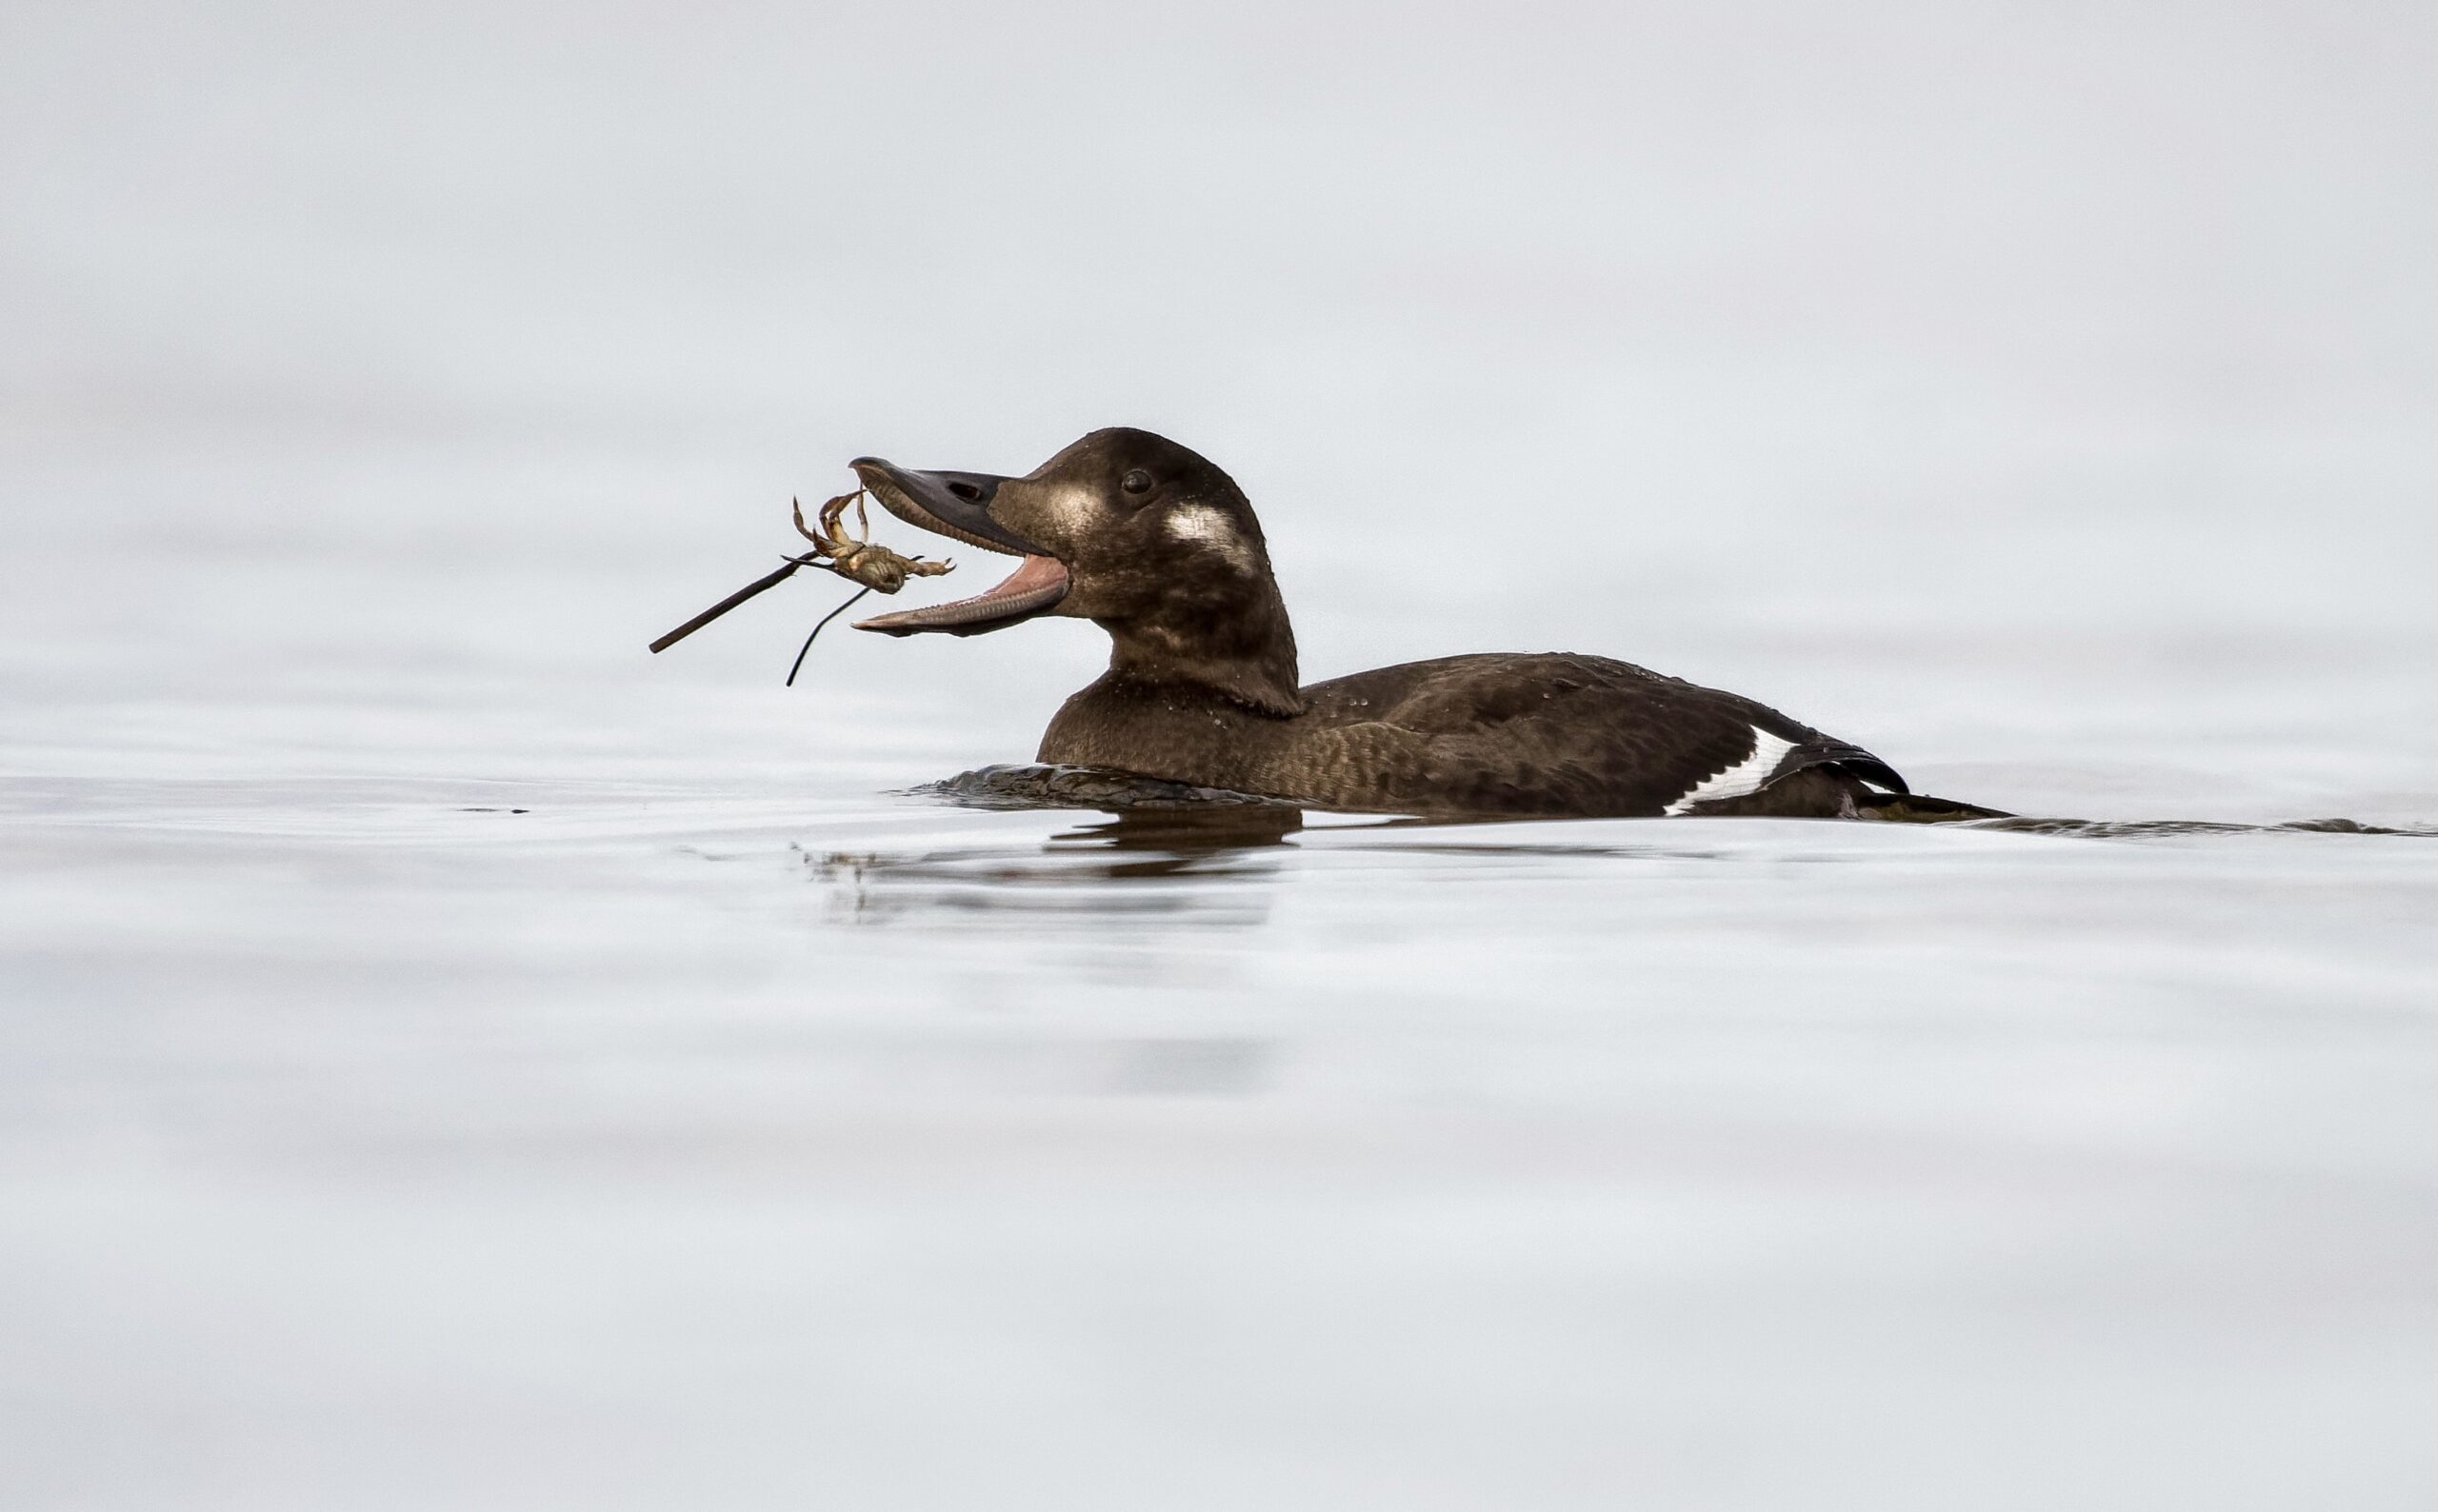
[848,458,1071,636]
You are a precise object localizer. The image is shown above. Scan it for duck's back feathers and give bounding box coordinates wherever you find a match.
[1242,653,1907,818]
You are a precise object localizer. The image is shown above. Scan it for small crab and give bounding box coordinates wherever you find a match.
[792,489,952,594]
[648,486,958,678]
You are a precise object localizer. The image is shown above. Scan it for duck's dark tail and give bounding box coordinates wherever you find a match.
[1856,790,2013,823]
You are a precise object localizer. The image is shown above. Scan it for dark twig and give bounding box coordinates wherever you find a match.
[786,587,874,686]
[649,555,819,654]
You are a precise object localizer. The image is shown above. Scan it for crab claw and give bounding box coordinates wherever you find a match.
[819,492,858,544]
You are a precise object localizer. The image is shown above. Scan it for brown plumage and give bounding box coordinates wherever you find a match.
[850,428,1994,821]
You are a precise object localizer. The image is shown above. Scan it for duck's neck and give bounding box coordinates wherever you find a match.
[1098,575,1304,717]
[1037,560,1307,784]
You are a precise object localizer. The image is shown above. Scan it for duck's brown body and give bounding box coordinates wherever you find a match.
[851,428,1980,821]
[1040,653,1891,818]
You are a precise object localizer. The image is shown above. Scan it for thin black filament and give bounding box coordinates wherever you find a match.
[785,587,873,686]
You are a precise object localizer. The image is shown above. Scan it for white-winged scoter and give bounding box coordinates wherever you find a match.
[852,428,1991,820]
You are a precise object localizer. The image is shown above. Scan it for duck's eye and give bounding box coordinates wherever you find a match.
[1120,468,1154,495]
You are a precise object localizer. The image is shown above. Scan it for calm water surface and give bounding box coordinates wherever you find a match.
[5,525,2436,1509]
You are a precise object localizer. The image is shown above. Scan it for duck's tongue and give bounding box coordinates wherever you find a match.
[853,553,1069,637]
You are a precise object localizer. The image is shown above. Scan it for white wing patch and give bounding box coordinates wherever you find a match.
[1165,505,1257,572]
[1665,727,1799,815]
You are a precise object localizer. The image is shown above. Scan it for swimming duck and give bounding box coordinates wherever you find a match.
[851,428,1976,820]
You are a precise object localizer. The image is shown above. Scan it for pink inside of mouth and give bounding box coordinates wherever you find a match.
[852,553,1069,634]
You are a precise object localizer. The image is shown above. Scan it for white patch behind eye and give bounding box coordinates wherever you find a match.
[1037,482,1103,537]
[1165,504,1256,572]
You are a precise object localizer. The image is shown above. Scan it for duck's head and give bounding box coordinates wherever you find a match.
[851,428,1303,714]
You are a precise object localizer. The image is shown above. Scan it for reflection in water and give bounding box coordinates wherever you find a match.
[801,804,1302,925]
[1049,803,1304,865]
[808,775,2438,929]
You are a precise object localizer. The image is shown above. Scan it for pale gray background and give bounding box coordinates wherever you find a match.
[4,3,2435,1509]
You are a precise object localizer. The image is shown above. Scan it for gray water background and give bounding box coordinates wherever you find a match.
[5,3,2436,1507]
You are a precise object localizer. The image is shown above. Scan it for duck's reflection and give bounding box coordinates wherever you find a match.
[804,802,1302,925]
[1049,803,1303,868]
